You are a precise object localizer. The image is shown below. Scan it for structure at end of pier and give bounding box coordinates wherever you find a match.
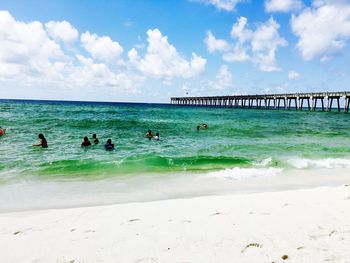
[171,92,350,113]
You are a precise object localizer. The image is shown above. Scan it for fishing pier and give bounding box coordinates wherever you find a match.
[171,92,350,113]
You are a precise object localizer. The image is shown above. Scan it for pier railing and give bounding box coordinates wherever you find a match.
[171,92,350,112]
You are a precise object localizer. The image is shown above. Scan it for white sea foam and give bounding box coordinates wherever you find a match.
[287,158,350,169]
[206,167,283,180]
[254,157,273,167]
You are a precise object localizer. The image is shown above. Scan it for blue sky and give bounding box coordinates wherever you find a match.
[0,0,350,102]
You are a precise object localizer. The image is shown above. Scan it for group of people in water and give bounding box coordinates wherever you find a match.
[80,134,115,150]
[30,133,116,150]
[146,130,160,141]
[8,130,162,150]
[1,125,210,149]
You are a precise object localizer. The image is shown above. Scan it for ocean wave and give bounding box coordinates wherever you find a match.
[205,167,283,180]
[287,157,350,169]
[253,157,273,167]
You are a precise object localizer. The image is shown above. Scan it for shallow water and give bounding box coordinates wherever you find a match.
[1,100,350,211]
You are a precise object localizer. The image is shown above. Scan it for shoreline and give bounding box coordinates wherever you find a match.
[1,184,349,262]
[1,167,350,213]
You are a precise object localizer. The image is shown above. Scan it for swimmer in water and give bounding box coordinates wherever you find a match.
[104,139,115,151]
[33,134,48,148]
[81,136,92,147]
[202,123,208,129]
[146,129,152,140]
[0,127,6,136]
[92,134,99,144]
[154,132,159,141]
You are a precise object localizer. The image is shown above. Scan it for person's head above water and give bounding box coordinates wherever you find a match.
[106,139,112,144]
[92,134,97,139]
[34,133,48,148]
[146,129,152,139]
[84,136,89,141]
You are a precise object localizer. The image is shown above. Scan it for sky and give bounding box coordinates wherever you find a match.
[0,0,350,102]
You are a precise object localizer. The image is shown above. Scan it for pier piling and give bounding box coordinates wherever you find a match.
[171,92,350,113]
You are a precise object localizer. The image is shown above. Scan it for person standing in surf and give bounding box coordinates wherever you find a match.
[104,139,115,151]
[81,136,92,147]
[0,127,6,136]
[146,129,152,140]
[92,134,99,144]
[33,134,48,148]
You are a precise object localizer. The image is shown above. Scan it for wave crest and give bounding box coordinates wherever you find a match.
[206,167,283,180]
[287,158,350,169]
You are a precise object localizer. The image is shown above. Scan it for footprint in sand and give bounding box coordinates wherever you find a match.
[241,243,263,253]
[210,212,222,216]
[135,258,158,263]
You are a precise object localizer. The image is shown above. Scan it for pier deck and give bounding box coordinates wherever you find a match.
[171,92,350,112]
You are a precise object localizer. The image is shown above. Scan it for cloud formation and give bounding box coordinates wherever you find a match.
[288,70,300,80]
[265,0,302,13]
[194,0,243,11]
[207,64,234,90]
[205,31,230,53]
[205,16,287,71]
[45,20,78,44]
[129,29,206,80]
[0,10,64,81]
[0,11,206,100]
[291,2,350,60]
[81,32,124,63]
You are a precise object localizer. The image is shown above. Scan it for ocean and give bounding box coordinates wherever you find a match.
[1,99,350,211]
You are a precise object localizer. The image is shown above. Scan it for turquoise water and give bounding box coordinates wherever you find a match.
[1,100,350,210]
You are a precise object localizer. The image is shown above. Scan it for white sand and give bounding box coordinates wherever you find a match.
[0,185,350,263]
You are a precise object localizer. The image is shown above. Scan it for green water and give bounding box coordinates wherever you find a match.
[1,100,350,183]
[1,100,350,211]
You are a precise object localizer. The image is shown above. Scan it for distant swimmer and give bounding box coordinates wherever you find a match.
[197,124,208,130]
[33,134,48,148]
[92,134,99,144]
[146,129,152,140]
[0,127,6,136]
[154,132,160,141]
[104,139,115,151]
[81,136,92,147]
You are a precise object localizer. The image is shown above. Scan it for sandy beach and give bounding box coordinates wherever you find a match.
[1,185,350,263]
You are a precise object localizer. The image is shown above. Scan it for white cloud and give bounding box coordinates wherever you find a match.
[251,17,288,71]
[0,11,206,101]
[0,11,141,99]
[45,20,78,43]
[288,70,300,80]
[80,32,124,62]
[205,31,230,53]
[291,2,350,60]
[222,45,250,62]
[207,64,233,90]
[265,0,302,13]
[195,0,243,11]
[68,55,142,91]
[205,16,287,71]
[230,16,252,43]
[0,10,64,81]
[223,16,251,62]
[130,29,206,80]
